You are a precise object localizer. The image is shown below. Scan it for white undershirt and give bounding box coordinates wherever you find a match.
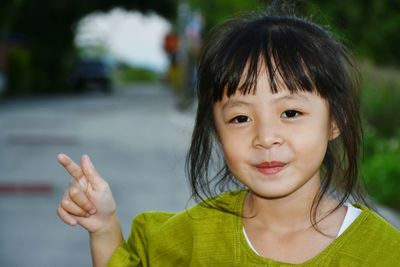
[336,204,362,236]
[243,204,362,255]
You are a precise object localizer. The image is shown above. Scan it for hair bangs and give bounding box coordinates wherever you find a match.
[210,24,264,102]
[267,24,318,95]
[209,17,333,103]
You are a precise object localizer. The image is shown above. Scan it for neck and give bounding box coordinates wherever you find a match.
[243,181,339,234]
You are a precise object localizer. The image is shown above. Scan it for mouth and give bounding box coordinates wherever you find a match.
[255,161,286,175]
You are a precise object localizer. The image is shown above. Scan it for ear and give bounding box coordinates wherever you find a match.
[329,119,340,141]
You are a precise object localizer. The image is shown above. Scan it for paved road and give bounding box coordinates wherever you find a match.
[0,84,194,267]
[0,84,399,267]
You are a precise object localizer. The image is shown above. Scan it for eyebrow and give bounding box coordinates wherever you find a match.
[222,92,310,110]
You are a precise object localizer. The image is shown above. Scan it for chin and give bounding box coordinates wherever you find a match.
[250,187,295,200]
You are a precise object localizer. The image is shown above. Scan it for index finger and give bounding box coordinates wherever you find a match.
[57,153,84,181]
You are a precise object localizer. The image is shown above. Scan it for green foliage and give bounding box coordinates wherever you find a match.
[188,0,261,30]
[306,0,400,66]
[76,45,108,59]
[113,65,159,84]
[189,1,400,65]
[360,64,400,210]
[7,46,32,94]
[360,62,400,137]
[362,129,400,209]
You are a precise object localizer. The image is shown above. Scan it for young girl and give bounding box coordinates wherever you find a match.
[56,10,400,267]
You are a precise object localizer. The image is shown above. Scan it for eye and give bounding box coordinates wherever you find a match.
[281,110,302,118]
[229,115,251,124]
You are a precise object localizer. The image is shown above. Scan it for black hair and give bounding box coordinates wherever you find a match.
[186,8,367,227]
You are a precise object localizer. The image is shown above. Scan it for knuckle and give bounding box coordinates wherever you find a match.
[69,187,81,198]
[61,199,70,208]
[82,202,93,211]
[72,169,82,178]
[78,209,87,216]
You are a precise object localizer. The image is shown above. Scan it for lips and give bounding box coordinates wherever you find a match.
[255,161,286,175]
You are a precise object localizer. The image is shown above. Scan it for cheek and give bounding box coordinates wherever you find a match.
[220,134,239,159]
[219,132,250,167]
[291,125,330,163]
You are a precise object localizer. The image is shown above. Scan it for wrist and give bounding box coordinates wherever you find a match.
[89,213,123,267]
[90,213,121,237]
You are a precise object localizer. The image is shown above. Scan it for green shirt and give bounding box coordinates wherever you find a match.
[108,191,400,266]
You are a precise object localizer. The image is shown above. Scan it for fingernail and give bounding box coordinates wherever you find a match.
[57,153,65,162]
[89,208,96,215]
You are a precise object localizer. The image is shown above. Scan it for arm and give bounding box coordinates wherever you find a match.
[90,213,123,267]
[56,154,123,267]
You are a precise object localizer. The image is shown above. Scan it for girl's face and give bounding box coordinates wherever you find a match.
[213,73,339,201]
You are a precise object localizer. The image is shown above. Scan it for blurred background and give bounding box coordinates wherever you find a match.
[0,0,399,266]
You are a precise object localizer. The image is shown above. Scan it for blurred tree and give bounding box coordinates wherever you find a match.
[188,0,400,66]
[188,0,260,30]
[303,0,400,66]
[0,0,177,95]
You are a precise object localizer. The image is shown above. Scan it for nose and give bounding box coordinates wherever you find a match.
[253,120,284,149]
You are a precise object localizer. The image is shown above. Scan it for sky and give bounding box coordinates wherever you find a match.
[75,8,171,72]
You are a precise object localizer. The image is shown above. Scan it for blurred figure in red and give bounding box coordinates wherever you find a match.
[163,31,180,88]
[163,31,179,67]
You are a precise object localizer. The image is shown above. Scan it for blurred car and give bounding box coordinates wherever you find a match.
[69,59,113,94]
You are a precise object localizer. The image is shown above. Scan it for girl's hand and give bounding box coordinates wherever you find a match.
[56,154,117,234]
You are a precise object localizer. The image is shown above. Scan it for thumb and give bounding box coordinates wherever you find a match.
[81,155,104,190]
